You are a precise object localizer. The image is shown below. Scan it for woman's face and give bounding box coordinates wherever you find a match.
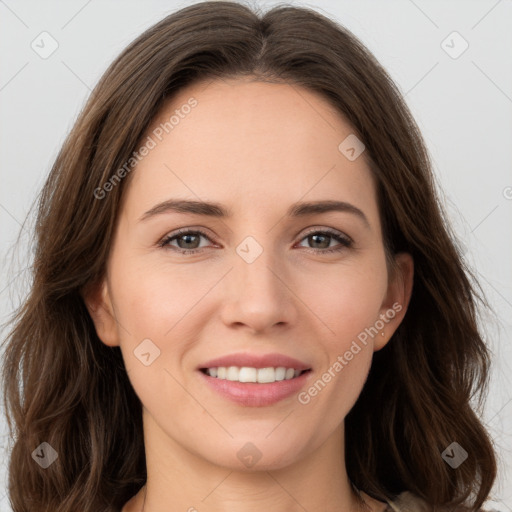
[87,77,412,471]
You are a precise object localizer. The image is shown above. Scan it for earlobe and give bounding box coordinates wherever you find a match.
[81,279,120,347]
[374,252,414,351]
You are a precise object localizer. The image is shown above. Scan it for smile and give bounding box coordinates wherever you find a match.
[198,368,313,407]
[201,366,310,383]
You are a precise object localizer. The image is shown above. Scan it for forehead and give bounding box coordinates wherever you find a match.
[123,78,379,224]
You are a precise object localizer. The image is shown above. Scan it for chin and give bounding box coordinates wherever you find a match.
[200,437,309,472]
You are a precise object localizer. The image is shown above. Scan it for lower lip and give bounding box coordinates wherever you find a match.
[197,370,312,407]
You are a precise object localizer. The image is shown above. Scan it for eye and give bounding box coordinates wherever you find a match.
[296,228,353,254]
[159,228,214,254]
[158,227,353,255]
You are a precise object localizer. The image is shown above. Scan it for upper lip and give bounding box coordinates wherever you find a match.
[198,352,312,371]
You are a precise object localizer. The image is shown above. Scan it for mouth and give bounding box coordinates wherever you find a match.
[196,352,313,406]
[199,366,312,383]
[199,366,311,384]
[197,365,313,407]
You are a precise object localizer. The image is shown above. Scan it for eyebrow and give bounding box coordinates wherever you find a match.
[139,199,370,228]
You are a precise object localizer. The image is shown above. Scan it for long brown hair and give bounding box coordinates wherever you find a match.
[1,1,497,511]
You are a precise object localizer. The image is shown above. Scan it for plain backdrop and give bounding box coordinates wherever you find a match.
[0,0,511,510]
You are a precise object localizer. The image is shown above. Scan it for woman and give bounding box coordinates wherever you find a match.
[1,1,498,511]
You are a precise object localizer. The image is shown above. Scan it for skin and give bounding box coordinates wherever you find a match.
[85,77,413,512]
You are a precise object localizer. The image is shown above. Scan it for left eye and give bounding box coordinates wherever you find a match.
[159,229,352,254]
[296,230,352,253]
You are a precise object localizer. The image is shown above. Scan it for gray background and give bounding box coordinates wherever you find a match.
[1,0,511,510]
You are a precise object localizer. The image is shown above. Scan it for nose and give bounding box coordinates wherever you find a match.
[219,243,299,334]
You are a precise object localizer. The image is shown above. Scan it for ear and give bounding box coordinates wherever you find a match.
[81,278,120,347]
[374,252,414,351]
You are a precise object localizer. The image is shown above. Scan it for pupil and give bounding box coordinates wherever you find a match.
[311,234,328,248]
[181,234,198,249]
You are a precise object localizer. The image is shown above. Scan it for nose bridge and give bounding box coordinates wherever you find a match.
[234,234,284,299]
[221,233,296,331]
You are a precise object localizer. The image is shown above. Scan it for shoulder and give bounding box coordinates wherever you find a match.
[386,491,504,512]
[385,492,431,512]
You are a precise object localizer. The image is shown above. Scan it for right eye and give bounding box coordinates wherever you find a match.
[159,228,215,254]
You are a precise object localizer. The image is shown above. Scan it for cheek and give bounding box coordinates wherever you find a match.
[109,263,201,414]
[111,257,214,337]
[297,260,388,343]
[108,257,225,404]
[292,261,386,412]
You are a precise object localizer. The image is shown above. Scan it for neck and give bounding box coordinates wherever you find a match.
[123,408,382,512]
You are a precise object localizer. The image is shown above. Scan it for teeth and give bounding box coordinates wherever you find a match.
[204,366,304,383]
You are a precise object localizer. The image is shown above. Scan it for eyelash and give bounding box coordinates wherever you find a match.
[158,227,353,255]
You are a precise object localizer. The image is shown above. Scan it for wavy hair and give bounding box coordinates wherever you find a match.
[1,1,497,511]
